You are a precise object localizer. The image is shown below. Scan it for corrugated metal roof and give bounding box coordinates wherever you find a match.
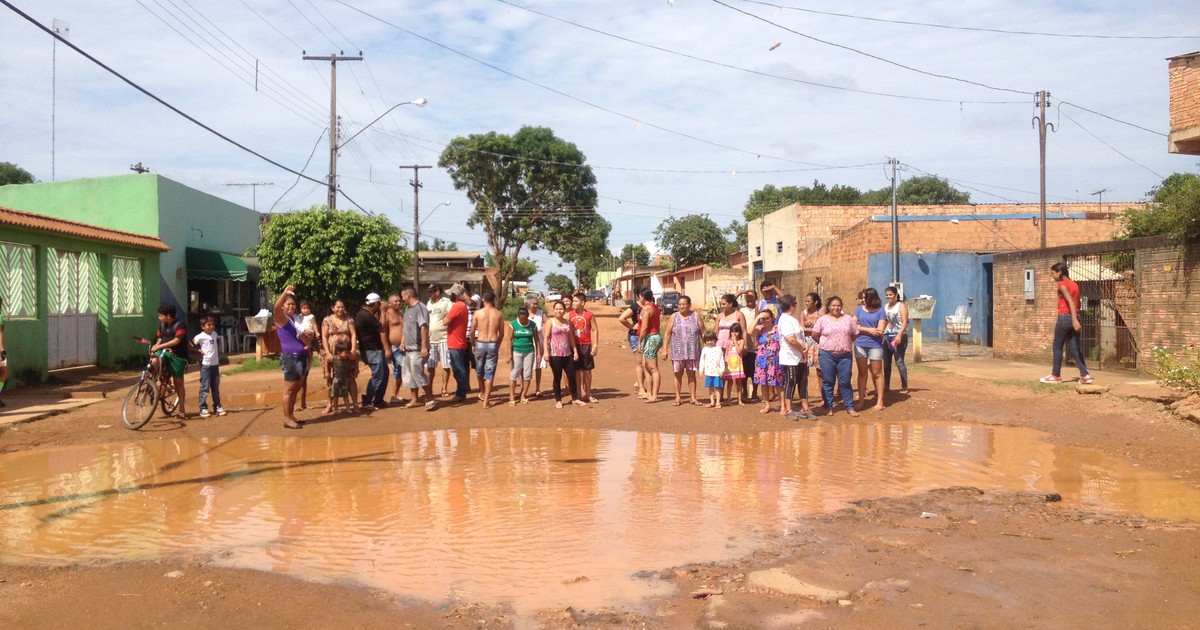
[0,205,169,252]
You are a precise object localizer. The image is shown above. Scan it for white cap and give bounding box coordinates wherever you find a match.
[365,292,382,305]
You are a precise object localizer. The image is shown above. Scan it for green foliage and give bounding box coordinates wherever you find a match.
[654,214,729,270]
[418,238,458,251]
[0,162,37,186]
[894,175,970,205]
[439,126,599,303]
[562,216,614,289]
[485,252,539,281]
[224,357,281,374]
[544,272,574,294]
[252,206,410,313]
[1151,346,1200,391]
[742,176,969,221]
[1119,172,1200,241]
[619,243,650,266]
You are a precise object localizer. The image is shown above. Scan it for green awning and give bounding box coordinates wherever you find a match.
[186,248,250,281]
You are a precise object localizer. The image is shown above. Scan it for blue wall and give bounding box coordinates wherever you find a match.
[867,252,993,345]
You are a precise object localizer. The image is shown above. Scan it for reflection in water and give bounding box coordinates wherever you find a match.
[2,423,1198,615]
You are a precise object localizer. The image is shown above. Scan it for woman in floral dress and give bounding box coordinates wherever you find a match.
[753,309,783,414]
[663,295,702,406]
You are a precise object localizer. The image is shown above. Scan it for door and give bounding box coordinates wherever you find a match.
[46,248,100,368]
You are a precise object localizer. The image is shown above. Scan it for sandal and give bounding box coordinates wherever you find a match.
[572,399,588,407]
[847,409,860,417]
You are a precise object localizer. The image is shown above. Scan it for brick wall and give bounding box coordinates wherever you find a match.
[1170,53,1200,133]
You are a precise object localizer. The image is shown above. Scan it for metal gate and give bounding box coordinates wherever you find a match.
[1064,250,1138,370]
[46,248,100,369]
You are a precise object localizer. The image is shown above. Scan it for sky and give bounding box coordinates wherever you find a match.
[2,0,1197,289]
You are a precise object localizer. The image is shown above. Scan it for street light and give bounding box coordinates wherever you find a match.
[327,97,427,210]
[414,200,451,293]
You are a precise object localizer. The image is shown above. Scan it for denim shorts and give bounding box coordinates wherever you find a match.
[854,345,884,361]
[474,341,499,381]
[280,352,306,382]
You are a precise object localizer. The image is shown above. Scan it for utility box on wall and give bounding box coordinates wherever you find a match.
[1024,269,1036,300]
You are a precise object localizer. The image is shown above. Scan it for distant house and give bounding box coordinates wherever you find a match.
[409,251,495,294]
[656,264,748,311]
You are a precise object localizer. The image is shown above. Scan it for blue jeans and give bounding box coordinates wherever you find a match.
[883,333,908,391]
[198,364,221,410]
[1052,314,1089,377]
[363,348,389,405]
[629,332,640,353]
[819,349,854,411]
[449,348,470,398]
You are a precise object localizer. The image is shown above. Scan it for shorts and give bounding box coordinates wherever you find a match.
[575,344,595,370]
[280,352,306,382]
[391,344,405,378]
[401,351,428,389]
[672,359,698,373]
[628,332,639,352]
[426,341,449,369]
[854,345,884,361]
[300,352,311,375]
[474,341,499,381]
[704,375,724,388]
[641,334,662,359]
[511,351,535,381]
[155,350,187,378]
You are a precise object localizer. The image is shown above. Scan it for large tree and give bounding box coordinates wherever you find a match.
[485,252,539,281]
[654,214,729,270]
[743,180,864,221]
[544,272,574,294]
[417,238,458,251]
[252,206,410,312]
[889,175,971,205]
[0,162,37,186]
[561,216,613,289]
[439,126,598,304]
[1120,172,1200,240]
[618,243,650,266]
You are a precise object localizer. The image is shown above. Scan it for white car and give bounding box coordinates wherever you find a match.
[545,291,563,302]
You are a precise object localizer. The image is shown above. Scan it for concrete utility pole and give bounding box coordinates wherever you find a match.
[888,157,900,285]
[303,51,362,211]
[402,165,432,293]
[1033,90,1055,249]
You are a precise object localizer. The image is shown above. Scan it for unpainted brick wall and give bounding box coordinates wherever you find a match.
[1170,54,1200,132]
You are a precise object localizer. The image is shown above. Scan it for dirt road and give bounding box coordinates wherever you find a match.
[2,306,1199,628]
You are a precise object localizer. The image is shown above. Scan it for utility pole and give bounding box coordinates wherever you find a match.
[224,182,275,212]
[51,19,69,182]
[303,51,362,211]
[888,157,900,285]
[1034,90,1055,249]
[1090,188,1108,213]
[402,165,432,293]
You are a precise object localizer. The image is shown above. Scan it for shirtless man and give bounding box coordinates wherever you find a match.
[384,293,408,404]
[469,291,505,408]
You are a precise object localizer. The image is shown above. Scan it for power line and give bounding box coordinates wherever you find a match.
[1058,101,1167,137]
[1057,109,1166,180]
[734,0,1200,40]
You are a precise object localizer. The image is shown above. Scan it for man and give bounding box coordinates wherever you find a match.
[525,294,546,397]
[637,288,662,402]
[737,289,759,401]
[617,289,643,397]
[757,279,781,320]
[356,292,390,409]
[426,284,453,397]
[569,291,600,403]
[384,293,408,404]
[400,287,436,409]
[1041,262,1094,384]
[443,283,471,402]
[0,295,7,408]
[469,291,505,407]
[463,283,482,390]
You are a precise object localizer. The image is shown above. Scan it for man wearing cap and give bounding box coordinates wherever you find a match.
[356,292,390,410]
[443,283,470,402]
[425,283,453,397]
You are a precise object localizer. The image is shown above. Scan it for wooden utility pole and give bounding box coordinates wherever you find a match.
[401,165,432,293]
[1034,90,1054,249]
[303,52,362,211]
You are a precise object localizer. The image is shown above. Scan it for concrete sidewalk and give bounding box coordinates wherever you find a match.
[921,355,1182,403]
[0,397,104,428]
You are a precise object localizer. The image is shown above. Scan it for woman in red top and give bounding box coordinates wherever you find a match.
[1041,262,1093,384]
[637,288,662,403]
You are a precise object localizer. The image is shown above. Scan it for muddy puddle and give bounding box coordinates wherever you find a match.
[2,423,1199,616]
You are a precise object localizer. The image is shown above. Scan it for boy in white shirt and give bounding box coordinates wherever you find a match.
[193,316,227,417]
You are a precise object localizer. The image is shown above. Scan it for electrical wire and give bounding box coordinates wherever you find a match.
[271,128,328,212]
[1058,101,1167,137]
[1057,109,1166,180]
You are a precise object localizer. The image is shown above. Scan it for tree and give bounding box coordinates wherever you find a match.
[744,180,863,221]
[417,238,458,251]
[618,243,650,266]
[1119,172,1200,240]
[891,175,971,205]
[725,219,747,255]
[485,252,539,281]
[439,126,598,305]
[0,162,37,186]
[654,214,729,270]
[560,216,613,289]
[252,207,410,313]
[544,272,574,294]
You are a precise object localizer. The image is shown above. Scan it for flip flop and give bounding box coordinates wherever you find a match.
[672,400,683,407]
[284,422,302,430]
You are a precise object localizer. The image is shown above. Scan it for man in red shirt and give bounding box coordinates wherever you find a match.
[443,283,471,402]
[1040,262,1093,384]
[570,292,600,403]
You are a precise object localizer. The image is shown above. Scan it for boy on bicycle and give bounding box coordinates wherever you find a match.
[150,303,188,418]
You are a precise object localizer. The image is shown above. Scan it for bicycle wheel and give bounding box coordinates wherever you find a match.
[121,379,159,430]
[159,380,180,416]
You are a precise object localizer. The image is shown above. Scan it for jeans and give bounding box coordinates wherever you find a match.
[549,355,579,401]
[449,347,470,398]
[629,332,640,353]
[363,348,389,405]
[390,344,405,379]
[1052,314,1089,377]
[198,364,221,410]
[819,349,854,411]
[883,333,909,390]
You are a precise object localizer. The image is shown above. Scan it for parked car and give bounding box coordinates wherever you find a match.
[546,291,563,303]
[659,290,681,315]
[585,289,605,302]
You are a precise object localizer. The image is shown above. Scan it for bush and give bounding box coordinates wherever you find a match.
[1151,346,1200,391]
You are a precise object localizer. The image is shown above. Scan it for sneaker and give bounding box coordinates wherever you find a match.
[1039,375,1062,384]
[199,409,211,418]
[215,407,228,416]
[1079,375,1094,385]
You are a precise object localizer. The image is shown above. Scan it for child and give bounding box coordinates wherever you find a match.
[294,300,316,410]
[192,316,227,418]
[149,303,188,419]
[723,322,746,405]
[699,331,725,408]
[329,343,358,414]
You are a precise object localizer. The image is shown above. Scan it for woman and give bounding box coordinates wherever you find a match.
[662,294,702,406]
[811,296,858,417]
[506,306,540,405]
[883,286,910,395]
[542,300,587,408]
[321,299,359,414]
[853,287,888,412]
[752,309,784,414]
[716,293,747,402]
[273,286,312,429]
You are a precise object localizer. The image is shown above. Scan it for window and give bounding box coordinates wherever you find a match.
[0,241,36,318]
[112,257,143,316]
[776,241,783,253]
[755,246,762,257]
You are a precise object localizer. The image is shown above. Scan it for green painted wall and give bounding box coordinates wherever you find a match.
[0,175,160,235]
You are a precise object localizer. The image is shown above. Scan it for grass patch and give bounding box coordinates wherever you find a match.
[225,355,324,375]
[992,378,1070,394]
[907,363,943,374]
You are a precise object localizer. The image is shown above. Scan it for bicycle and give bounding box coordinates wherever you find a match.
[120,337,182,430]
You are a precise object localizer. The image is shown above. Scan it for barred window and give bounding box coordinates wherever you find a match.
[112,257,143,316]
[0,241,37,319]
